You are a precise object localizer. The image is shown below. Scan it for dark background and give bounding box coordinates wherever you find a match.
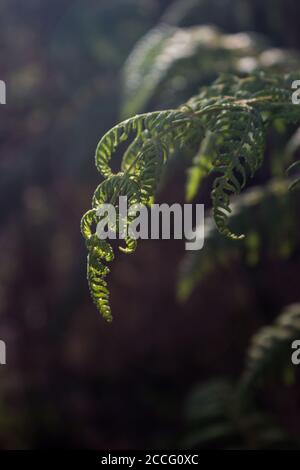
[0,0,300,449]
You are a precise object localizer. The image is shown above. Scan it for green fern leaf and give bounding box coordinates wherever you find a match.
[83,72,300,319]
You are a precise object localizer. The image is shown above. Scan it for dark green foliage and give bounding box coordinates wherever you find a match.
[243,303,300,389]
[287,160,300,191]
[178,179,300,301]
[183,303,300,449]
[82,72,300,320]
[183,379,294,449]
[121,23,299,117]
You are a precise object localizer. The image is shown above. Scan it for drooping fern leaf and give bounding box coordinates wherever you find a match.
[80,209,114,321]
[82,72,300,319]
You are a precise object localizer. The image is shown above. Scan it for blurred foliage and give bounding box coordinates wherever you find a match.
[178,180,300,301]
[243,303,300,389]
[183,303,300,449]
[122,24,300,117]
[162,0,300,48]
[183,379,296,449]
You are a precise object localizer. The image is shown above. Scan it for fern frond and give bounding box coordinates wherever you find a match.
[121,24,176,117]
[83,72,300,319]
[184,72,300,238]
[81,209,114,321]
[242,303,300,389]
[185,131,215,201]
[87,254,112,322]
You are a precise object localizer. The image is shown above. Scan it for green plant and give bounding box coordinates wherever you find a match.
[121,23,299,117]
[182,303,300,449]
[183,378,295,449]
[121,24,268,117]
[242,303,300,389]
[81,71,300,320]
[178,179,300,301]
